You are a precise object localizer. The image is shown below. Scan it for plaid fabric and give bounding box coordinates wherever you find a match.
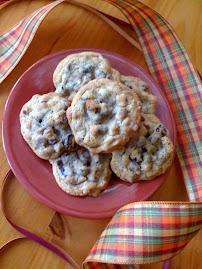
[0,0,64,83]
[84,0,202,266]
[84,202,202,266]
[106,0,202,202]
[0,0,202,267]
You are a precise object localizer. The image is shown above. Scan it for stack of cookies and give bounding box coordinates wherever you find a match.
[20,52,174,197]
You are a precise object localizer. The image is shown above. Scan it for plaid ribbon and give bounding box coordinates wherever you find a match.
[0,0,64,83]
[0,0,202,267]
[106,0,202,202]
[84,202,202,267]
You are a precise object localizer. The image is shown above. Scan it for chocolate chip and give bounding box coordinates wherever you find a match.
[79,149,91,162]
[60,167,66,175]
[95,108,100,114]
[23,110,27,115]
[156,125,161,132]
[142,148,147,153]
[129,86,133,89]
[82,65,93,75]
[128,162,140,172]
[62,115,67,122]
[67,64,72,71]
[156,124,162,133]
[130,156,137,162]
[63,134,75,150]
[141,116,145,121]
[39,119,42,123]
[52,127,60,136]
[36,137,45,144]
[48,139,58,145]
[161,128,167,136]
[81,71,87,76]
[82,150,90,159]
[156,124,166,135]
[145,132,150,138]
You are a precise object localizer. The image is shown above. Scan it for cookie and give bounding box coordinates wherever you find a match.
[50,147,111,197]
[20,92,74,160]
[53,52,121,102]
[111,113,175,182]
[67,79,142,154]
[121,75,157,114]
[111,68,121,80]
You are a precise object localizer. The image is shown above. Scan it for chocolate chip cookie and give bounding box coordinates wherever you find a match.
[50,147,111,197]
[20,92,74,160]
[53,52,121,102]
[121,75,157,114]
[111,113,174,182]
[67,79,142,153]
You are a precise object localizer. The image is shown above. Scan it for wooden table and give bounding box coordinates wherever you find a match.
[0,1,201,268]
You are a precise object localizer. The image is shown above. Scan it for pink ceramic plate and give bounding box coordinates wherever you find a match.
[2,49,176,218]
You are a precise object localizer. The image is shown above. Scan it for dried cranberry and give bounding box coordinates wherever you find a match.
[57,160,63,167]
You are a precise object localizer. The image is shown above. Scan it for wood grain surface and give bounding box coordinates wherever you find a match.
[0,1,201,269]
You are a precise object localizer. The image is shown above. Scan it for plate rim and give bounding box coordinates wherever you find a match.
[2,48,177,218]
